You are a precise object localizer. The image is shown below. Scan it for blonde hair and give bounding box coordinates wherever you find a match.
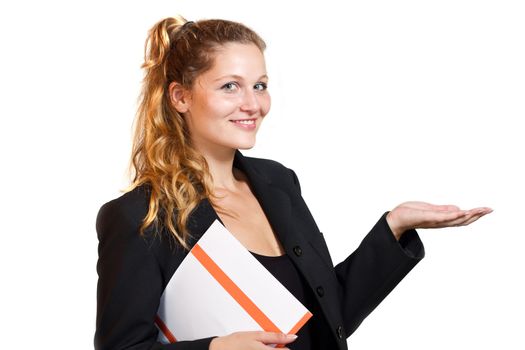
[128,16,266,249]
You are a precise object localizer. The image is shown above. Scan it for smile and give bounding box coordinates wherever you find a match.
[230,118,257,130]
[230,119,255,124]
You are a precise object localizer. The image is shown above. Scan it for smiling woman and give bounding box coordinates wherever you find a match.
[94,15,491,350]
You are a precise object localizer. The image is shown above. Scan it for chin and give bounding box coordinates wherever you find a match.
[235,142,256,150]
[233,139,257,150]
[226,134,256,150]
[237,145,255,150]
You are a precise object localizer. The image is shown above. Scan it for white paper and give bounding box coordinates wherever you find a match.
[156,220,312,344]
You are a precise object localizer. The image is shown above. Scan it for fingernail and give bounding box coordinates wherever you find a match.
[286,334,298,340]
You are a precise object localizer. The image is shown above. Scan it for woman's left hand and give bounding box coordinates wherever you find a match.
[386,201,493,240]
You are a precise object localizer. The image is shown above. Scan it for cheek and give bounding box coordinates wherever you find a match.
[205,95,240,118]
[261,94,271,116]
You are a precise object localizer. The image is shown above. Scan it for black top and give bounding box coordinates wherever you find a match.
[250,251,336,349]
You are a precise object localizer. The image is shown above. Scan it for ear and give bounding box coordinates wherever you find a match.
[168,81,192,113]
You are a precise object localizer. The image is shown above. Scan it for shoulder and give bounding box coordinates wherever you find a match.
[242,154,288,172]
[241,155,301,194]
[242,154,299,183]
[96,185,151,241]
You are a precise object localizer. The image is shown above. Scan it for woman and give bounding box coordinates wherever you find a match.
[95,16,491,350]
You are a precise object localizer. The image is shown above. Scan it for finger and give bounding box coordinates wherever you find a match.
[401,202,461,212]
[457,210,492,226]
[457,208,492,222]
[458,214,483,226]
[408,210,467,229]
[426,209,469,226]
[446,215,478,227]
[254,332,298,345]
[445,209,490,227]
[467,207,493,215]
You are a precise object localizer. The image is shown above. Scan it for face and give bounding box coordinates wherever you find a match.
[174,42,271,156]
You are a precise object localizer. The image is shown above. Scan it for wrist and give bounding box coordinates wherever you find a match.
[209,337,221,350]
[386,211,404,241]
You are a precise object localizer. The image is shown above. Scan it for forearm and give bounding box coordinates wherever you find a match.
[334,212,424,337]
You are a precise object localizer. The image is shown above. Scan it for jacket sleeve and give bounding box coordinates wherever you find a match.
[288,168,424,338]
[95,200,216,350]
[334,212,425,337]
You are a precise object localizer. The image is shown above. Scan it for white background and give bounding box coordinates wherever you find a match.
[1,0,523,348]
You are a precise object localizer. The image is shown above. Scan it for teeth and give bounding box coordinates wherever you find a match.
[235,120,254,124]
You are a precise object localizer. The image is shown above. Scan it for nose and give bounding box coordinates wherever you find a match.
[240,90,260,114]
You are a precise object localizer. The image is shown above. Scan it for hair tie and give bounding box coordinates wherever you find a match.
[181,21,194,30]
[173,21,195,45]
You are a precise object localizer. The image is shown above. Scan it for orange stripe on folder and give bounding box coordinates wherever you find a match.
[288,311,312,335]
[191,243,282,334]
[154,315,177,343]
[274,311,313,348]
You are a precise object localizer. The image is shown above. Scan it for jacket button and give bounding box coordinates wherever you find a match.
[316,286,324,297]
[293,246,302,256]
[336,325,344,339]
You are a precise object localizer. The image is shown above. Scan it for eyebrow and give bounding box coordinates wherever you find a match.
[213,74,268,82]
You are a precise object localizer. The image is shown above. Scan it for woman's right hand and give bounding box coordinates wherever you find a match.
[209,331,298,350]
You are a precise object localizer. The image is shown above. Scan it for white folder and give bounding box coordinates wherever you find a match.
[155,220,312,345]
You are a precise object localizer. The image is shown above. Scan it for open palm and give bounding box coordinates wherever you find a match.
[386,201,492,240]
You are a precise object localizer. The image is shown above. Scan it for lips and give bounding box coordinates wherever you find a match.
[229,118,256,125]
[229,118,257,129]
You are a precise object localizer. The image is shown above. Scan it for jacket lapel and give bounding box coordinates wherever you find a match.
[184,150,293,249]
[182,149,326,268]
[232,150,295,249]
[186,150,320,263]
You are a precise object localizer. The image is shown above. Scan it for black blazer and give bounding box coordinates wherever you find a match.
[95,150,424,350]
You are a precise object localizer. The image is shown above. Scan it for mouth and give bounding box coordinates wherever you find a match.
[229,118,257,125]
[229,118,258,130]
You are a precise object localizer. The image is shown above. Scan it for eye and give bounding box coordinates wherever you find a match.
[221,82,239,92]
[254,82,268,91]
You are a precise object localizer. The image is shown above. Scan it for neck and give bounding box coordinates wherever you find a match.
[199,146,240,191]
